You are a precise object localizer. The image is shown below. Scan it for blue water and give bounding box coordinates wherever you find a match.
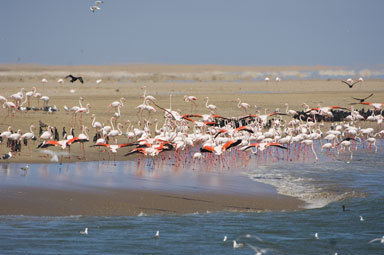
[1,147,384,254]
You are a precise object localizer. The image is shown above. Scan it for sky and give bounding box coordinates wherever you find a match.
[1,0,384,67]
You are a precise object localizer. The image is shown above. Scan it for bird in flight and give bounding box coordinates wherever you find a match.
[351,93,373,103]
[90,1,103,12]
[341,79,361,88]
[65,75,84,84]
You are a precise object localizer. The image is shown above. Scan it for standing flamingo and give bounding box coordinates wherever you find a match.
[184,95,198,113]
[204,97,217,113]
[237,98,250,115]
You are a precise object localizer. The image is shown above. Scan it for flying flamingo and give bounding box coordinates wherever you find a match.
[359,102,383,111]
[91,143,137,162]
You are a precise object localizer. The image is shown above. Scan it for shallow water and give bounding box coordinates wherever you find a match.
[0,146,384,254]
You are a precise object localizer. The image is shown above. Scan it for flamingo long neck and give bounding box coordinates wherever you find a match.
[116,105,121,116]
[20,96,28,106]
[120,98,124,107]
[205,98,209,108]
[86,104,90,114]
[83,128,89,139]
[110,118,115,130]
[29,125,34,134]
[169,94,172,110]
[285,104,289,113]
[117,124,122,135]
[237,99,241,108]
[79,98,83,108]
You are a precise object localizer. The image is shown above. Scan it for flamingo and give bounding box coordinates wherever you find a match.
[285,103,298,116]
[237,98,250,115]
[40,126,53,142]
[33,91,42,107]
[25,87,36,108]
[204,97,217,113]
[109,97,126,112]
[91,114,103,132]
[75,103,91,126]
[3,101,17,120]
[359,102,384,111]
[107,118,123,144]
[0,126,12,151]
[40,96,50,107]
[184,95,198,113]
[20,124,36,154]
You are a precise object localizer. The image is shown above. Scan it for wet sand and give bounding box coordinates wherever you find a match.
[0,186,303,216]
[0,160,304,216]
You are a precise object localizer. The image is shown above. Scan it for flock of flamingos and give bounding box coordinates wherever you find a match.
[0,78,383,167]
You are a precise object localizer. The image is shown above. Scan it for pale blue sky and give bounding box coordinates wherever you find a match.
[1,0,383,66]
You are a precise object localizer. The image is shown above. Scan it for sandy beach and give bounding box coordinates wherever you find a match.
[0,64,383,216]
[1,64,383,164]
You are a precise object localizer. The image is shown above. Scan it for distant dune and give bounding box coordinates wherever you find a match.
[1,64,382,83]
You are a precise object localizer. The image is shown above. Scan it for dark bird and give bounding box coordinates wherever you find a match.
[62,127,67,139]
[54,127,59,141]
[65,75,84,84]
[39,120,48,128]
[341,80,361,88]
[351,93,374,103]
[1,152,12,160]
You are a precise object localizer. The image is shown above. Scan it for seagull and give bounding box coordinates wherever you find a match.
[1,152,12,160]
[223,236,227,242]
[233,240,244,248]
[369,235,384,244]
[41,78,48,83]
[57,78,64,84]
[65,75,84,84]
[360,216,364,222]
[80,228,88,235]
[155,230,159,239]
[96,79,102,84]
[244,234,264,242]
[247,244,269,255]
[21,164,30,171]
[39,149,70,162]
[90,5,100,12]
[341,79,361,88]
[314,233,319,240]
